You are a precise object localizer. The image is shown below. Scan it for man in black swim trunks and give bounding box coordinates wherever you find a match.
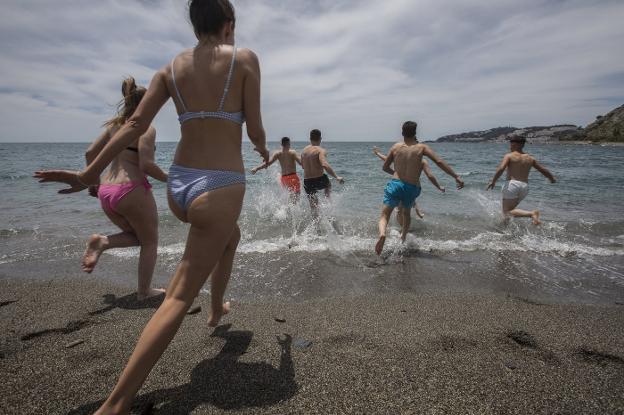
[300,129,344,216]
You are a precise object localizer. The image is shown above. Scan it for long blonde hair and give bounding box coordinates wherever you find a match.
[104,77,147,127]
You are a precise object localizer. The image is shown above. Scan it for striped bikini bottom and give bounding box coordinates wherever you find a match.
[167,164,246,211]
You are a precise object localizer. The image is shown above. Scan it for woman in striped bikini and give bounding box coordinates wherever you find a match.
[34,0,269,413]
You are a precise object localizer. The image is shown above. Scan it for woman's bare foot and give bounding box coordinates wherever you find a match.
[532,210,542,225]
[82,234,107,273]
[375,235,386,255]
[137,288,166,301]
[208,301,230,327]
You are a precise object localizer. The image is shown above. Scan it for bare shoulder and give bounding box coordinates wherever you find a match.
[237,48,260,71]
[389,142,402,152]
[417,143,431,153]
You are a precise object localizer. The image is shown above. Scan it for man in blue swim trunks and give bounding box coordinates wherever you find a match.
[376,121,465,255]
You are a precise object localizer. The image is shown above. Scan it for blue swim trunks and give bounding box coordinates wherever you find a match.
[383,179,421,208]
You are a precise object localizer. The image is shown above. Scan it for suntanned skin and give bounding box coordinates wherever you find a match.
[251,144,301,176]
[376,136,464,255]
[300,140,344,216]
[373,146,445,218]
[251,143,302,203]
[487,141,556,225]
[81,121,167,300]
[35,20,269,415]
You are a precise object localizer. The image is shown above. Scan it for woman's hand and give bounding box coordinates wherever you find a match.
[34,170,89,194]
[254,146,270,163]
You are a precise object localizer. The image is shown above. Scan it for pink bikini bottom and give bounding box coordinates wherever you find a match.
[98,177,152,214]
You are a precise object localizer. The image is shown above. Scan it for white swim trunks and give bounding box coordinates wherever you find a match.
[502,179,529,201]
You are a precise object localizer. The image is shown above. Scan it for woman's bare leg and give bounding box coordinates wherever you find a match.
[95,185,244,415]
[116,188,162,299]
[208,225,241,326]
[82,208,138,273]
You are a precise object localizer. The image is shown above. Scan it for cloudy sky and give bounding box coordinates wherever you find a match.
[1,0,623,142]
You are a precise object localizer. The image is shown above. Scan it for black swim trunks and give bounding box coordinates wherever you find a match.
[304,174,330,195]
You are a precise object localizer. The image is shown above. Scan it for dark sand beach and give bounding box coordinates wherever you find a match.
[1,277,623,414]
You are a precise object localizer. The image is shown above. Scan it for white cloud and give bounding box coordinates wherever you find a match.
[0,0,623,142]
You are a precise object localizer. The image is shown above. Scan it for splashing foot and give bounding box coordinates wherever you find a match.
[532,210,541,225]
[82,234,107,273]
[375,235,386,255]
[208,301,230,327]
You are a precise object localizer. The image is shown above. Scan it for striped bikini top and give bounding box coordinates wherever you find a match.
[171,46,244,125]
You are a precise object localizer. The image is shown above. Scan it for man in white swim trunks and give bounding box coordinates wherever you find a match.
[486,136,556,225]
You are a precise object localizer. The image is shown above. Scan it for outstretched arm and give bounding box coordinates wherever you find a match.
[382,147,395,176]
[85,127,112,166]
[138,127,167,182]
[241,49,269,163]
[294,151,303,167]
[533,159,556,183]
[251,152,278,174]
[35,69,171,190]
[373,146,387,161]
[423,145,464,189]
[486,155,510,190]
[319,150,344,183]
[422,160,445,192]
[83,127,112,196]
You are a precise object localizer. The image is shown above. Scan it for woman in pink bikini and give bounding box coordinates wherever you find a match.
[84,77,168,300]
[35,0,268,412]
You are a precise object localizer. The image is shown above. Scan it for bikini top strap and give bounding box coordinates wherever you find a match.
[218,45,237,111]
[170,56,188,113]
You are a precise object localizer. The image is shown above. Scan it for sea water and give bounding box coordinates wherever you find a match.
[1,142,623,304]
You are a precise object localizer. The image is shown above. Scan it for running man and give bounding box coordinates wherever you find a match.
[300,129,344,216]
[486,135,556,225]
[251,136,302,201]
[373,146,445,218]
[376,121,464,255]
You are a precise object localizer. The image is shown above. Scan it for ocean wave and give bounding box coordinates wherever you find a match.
[104,231,623,259]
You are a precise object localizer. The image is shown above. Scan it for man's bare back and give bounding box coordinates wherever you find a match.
[274,149,299,176]
[388,142,427,186]
[505,152,535,183]
[300,145,325,179]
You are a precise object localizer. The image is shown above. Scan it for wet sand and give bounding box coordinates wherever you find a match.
[1,277,623,414]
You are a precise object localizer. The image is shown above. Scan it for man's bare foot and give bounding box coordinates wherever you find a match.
[208,301,230,327]
[82,234,107,273]
[137,288,166,301]
[415,208,424,219]
[375,235,386,255]
[532,210,541,225]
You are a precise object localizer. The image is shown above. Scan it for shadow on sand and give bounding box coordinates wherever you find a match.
[88,293,165,316]
[69,324,298,414]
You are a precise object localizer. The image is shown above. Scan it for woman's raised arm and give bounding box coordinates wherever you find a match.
[35,68,171,190]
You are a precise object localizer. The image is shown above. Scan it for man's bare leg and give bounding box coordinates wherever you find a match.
[414,203,424,219]
[503,199,541,225]
[308,193,319,218]
[400,206,411,242]
[376,205,394,255]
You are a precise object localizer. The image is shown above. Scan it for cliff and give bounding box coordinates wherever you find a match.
[435,104,623,143]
